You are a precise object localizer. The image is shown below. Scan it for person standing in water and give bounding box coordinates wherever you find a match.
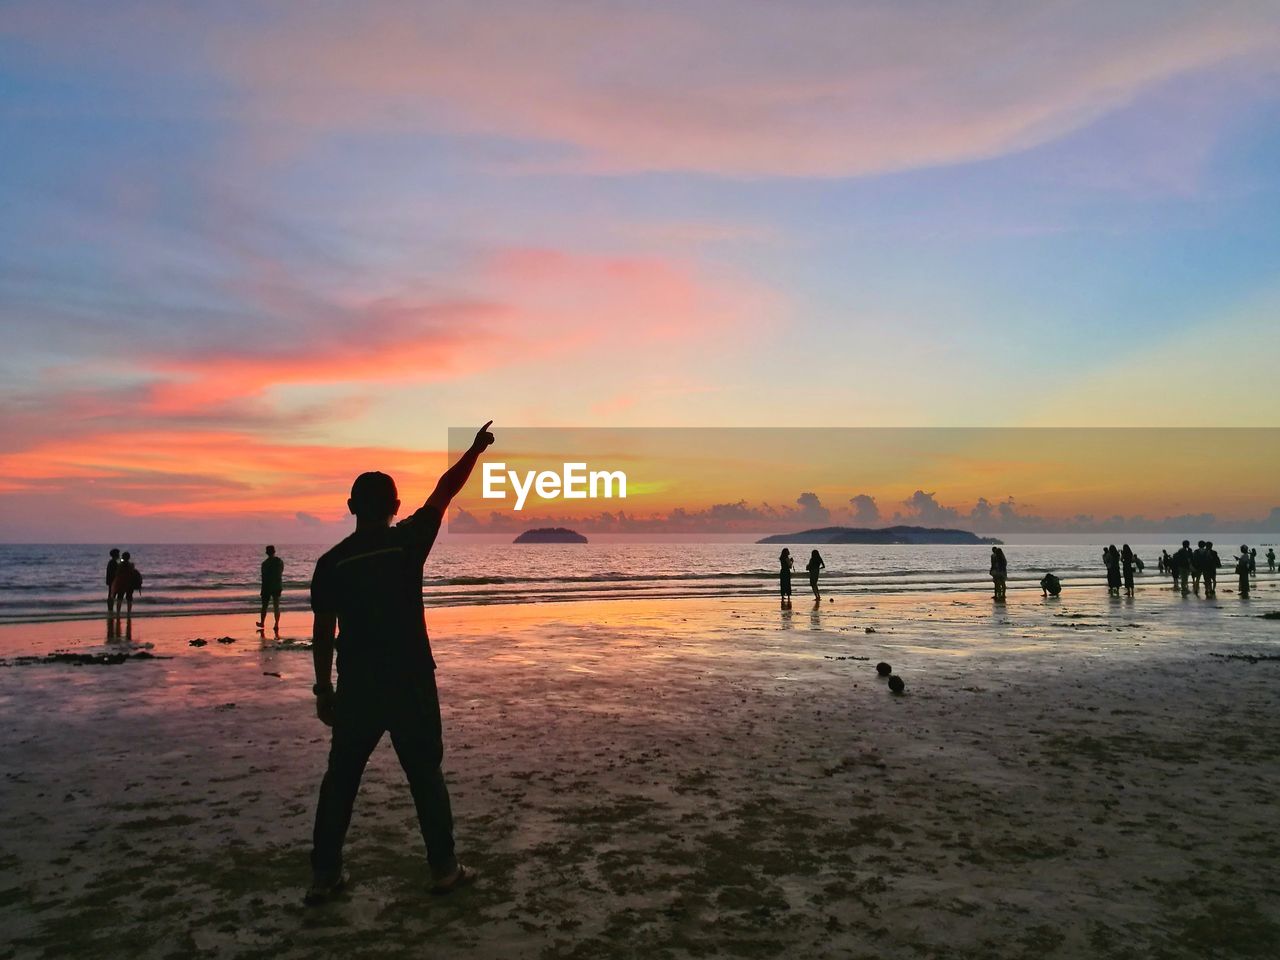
[258,545,284,632]
[1191,541,1206,593]
[1267,548,1276,573]
[778,549,794,605]
[105,548,121,610]
[1121,544,1136,598]
[1172,540,1193,595]
[989,546,1008,601]
[805,549,825,601]
[1236,544,1252,598]
[305,421,494,905]
[1204,541,1220,596]
[1104,545,1121,596]
[111,551,141,616]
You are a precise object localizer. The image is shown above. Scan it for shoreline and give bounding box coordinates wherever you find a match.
[2,567,1275,630]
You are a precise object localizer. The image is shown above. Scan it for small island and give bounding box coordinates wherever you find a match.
[513,527,589,544]
[758,525,1001,545]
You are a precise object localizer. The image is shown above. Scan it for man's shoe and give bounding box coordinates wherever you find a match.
[430,864,475,895]
[304,870,349,906]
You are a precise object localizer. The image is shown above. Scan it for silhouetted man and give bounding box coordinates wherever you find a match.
[1203,541,1220,595]
[306,421,494,905]
[1236,544,1252,598]
[257,545,284,632]
[106,548,120,609]
[1172,540,1193,594]
[1191,541,1206,593]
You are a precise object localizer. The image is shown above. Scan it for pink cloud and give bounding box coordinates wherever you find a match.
[119,245,773,412]
[208,1,1280,177]
[5,2,1275,180]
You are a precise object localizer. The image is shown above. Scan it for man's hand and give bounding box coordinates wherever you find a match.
[427,420,496,512]
[316,690,336,726]
[471,420,495,452]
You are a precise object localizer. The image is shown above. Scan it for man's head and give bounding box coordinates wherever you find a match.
[1207,541,1214,549]
[121,551,131,561]
[1182,540,1190,548]
[109,548,120,558]
[348,471,400,524]
[265,545,276,557]
[1198,540,1206,548]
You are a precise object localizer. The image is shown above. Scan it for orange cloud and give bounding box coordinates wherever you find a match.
[0,429,447,520]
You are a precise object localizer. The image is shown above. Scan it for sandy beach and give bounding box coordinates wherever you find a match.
[2,582,1278,959]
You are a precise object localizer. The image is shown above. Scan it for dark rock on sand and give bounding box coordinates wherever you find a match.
[876,662,892,676]
[189,638,208,647]
[3,651,170,667]
[888,675,906,694]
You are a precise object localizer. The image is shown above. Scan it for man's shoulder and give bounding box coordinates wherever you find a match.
[395,503,443,533]
[315,534,362,569]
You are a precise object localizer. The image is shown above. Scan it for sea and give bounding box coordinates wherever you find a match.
[1,538,1272,625]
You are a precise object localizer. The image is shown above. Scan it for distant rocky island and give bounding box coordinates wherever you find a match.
[513,527,589,544]
[758,525,1001,545]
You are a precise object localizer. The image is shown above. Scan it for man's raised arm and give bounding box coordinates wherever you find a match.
[425,421,495,513]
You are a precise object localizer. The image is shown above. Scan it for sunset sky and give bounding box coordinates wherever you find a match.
[2,2,1278,541]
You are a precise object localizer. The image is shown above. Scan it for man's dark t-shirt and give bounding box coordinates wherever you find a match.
[261,555,284,594]
[106,558,118,588]
[309,504,442,680]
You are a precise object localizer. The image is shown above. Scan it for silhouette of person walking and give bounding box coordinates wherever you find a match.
[990,546,1008,601]
[305,421,494,905]
[105,548,120,610]
[778,549,794,605]
[110,551,141,615]
[257,545,284,632]
[806,549,825,601]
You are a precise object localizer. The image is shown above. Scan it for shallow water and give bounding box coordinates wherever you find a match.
[2,539,1273,624]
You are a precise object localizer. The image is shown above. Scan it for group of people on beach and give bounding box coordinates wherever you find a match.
[777,548,825,605]
[1153,540,1265,598]
[102,544,286,627]
[104,548,142,615]
[1101,544,1144,597]
[98,430,1273,911]
[774,542,1270,606]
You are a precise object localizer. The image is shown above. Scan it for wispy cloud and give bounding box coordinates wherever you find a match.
[7,2,1276,178]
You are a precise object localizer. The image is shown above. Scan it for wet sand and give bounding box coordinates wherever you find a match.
[1,581,1279,959]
